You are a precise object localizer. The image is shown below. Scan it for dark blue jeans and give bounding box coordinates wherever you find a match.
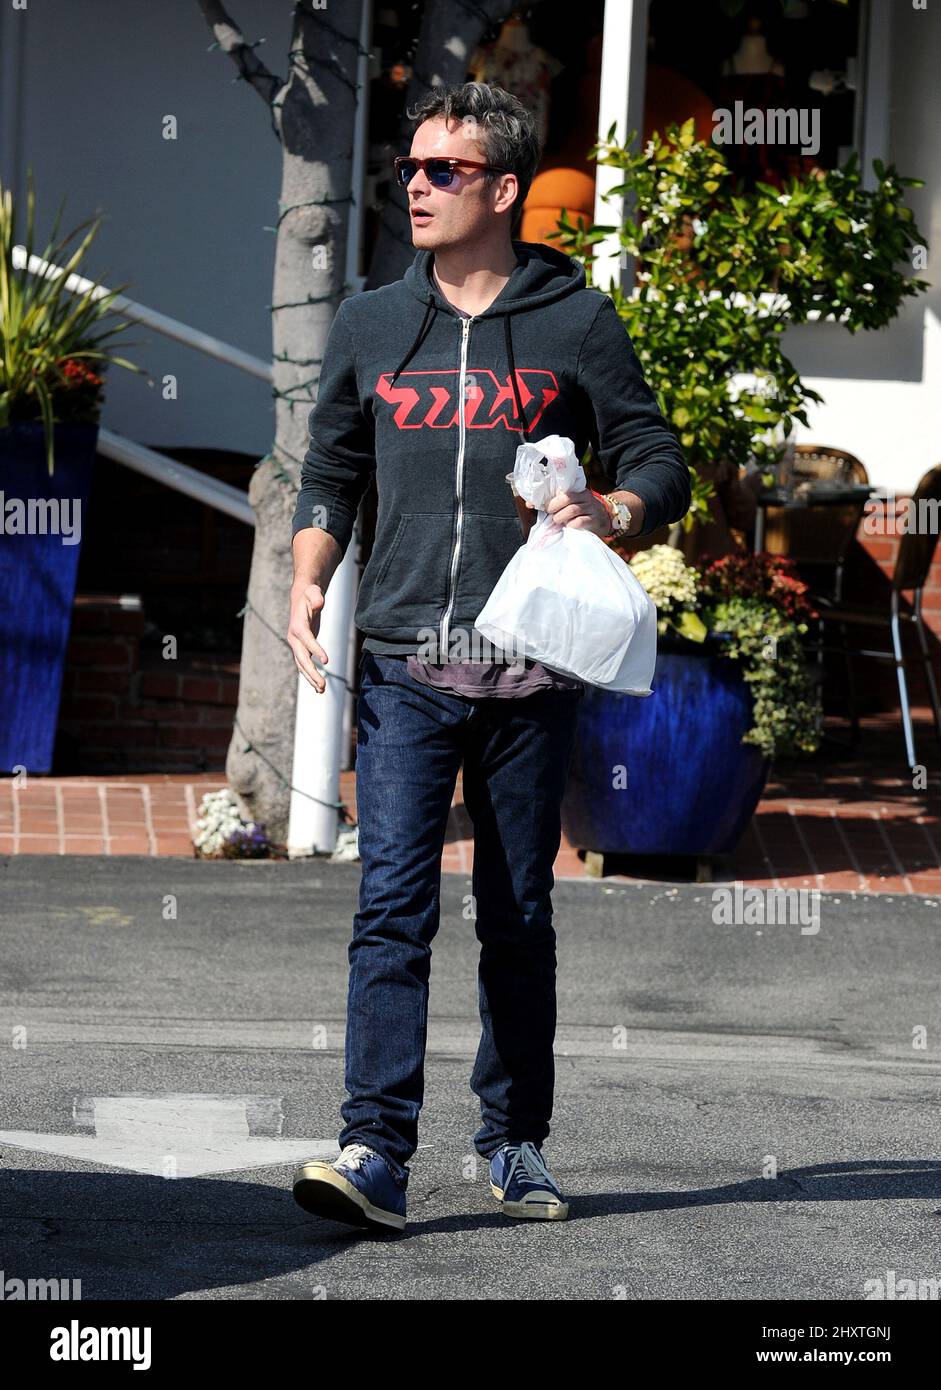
[337,650,584,1190]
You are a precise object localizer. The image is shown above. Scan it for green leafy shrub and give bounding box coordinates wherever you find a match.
[553,121,929,530]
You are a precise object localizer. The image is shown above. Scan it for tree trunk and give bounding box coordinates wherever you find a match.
[198,0,364,848]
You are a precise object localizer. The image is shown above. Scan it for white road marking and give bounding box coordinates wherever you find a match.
[0,1094,338,1178]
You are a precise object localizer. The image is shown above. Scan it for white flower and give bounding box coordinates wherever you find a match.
[192,787,266,857]
[628,544,699,608]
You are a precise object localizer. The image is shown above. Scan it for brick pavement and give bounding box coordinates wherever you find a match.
[2,713,940,896]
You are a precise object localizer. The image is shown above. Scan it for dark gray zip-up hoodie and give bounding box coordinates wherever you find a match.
[291,239,691,656]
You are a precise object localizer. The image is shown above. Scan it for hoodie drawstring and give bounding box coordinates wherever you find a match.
[503,313,528,442]
[391,300,528,441]
[390,299,438,385]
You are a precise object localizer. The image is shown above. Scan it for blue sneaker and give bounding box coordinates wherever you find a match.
[489,1140,569,1220]
[293,1143,407,1231]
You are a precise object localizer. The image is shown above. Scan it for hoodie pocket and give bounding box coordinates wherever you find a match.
[454,512,525,611]
[371,514,409,589]
[357,512,451,624]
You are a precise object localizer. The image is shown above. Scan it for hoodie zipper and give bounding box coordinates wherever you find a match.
[439,313,473,658]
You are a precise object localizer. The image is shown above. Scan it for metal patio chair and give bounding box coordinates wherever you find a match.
[813,462,941,771]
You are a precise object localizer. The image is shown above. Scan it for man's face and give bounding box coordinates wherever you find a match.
[404,116,515,251]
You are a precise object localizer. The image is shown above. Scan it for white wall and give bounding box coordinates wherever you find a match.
[783,1,941,493]
[0,0,287,455]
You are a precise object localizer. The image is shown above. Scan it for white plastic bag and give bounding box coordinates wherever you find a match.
[474,434,657,693]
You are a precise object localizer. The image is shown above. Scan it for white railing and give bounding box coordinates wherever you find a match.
[13,241,268,530]
[12,245,273,385]
[96,429,255,526]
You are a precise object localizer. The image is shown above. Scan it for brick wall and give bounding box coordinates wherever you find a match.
[57,595,238,773]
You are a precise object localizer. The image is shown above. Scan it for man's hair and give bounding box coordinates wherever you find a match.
[404,82,542,230]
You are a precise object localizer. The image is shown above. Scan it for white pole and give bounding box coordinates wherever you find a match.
[593,0,646,296]
[287,536,358,856]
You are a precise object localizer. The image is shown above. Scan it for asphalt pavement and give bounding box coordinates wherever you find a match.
[1,855,939,1301]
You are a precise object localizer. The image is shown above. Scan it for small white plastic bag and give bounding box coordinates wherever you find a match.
[474,435,657,693]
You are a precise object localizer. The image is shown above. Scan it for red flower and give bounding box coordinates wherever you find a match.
[698,551,818,621]
[60,357,104,388]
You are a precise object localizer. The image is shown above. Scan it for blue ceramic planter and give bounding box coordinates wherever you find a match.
[0,422,99,773]
[561,632,771,857]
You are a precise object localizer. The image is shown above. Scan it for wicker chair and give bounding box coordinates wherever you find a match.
[815,462,941,770]
[761,445,870,602]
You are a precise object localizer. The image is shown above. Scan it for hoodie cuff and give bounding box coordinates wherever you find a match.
[614,475,669,537]
[291,496,356,558]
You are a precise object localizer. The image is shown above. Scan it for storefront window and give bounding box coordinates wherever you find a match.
[645,0,866,189]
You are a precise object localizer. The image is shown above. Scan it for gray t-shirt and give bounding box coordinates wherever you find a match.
[405,651,583,698]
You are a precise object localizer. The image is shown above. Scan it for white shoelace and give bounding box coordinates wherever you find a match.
[337,1142,376,1170]
[504,1141,556,1189]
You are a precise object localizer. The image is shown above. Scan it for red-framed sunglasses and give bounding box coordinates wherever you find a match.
[393,155,509,188]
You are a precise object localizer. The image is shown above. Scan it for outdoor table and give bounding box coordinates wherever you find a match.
[753,481,876,552]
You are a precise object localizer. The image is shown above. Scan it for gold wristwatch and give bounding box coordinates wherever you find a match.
[601,493,632,539]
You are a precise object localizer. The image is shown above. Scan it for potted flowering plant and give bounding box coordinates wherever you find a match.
[0,168,143,773]
[553,121,923,870]
[560,546,820,866]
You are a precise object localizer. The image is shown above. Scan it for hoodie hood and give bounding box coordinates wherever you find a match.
[394,240,587,439]
[404,238,587,317]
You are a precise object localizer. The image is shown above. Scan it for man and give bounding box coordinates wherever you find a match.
[287,82,690,1232]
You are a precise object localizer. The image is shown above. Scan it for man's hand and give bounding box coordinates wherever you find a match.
[544,488,646,538]
[287,583,330,694]
[545,488,612,537]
